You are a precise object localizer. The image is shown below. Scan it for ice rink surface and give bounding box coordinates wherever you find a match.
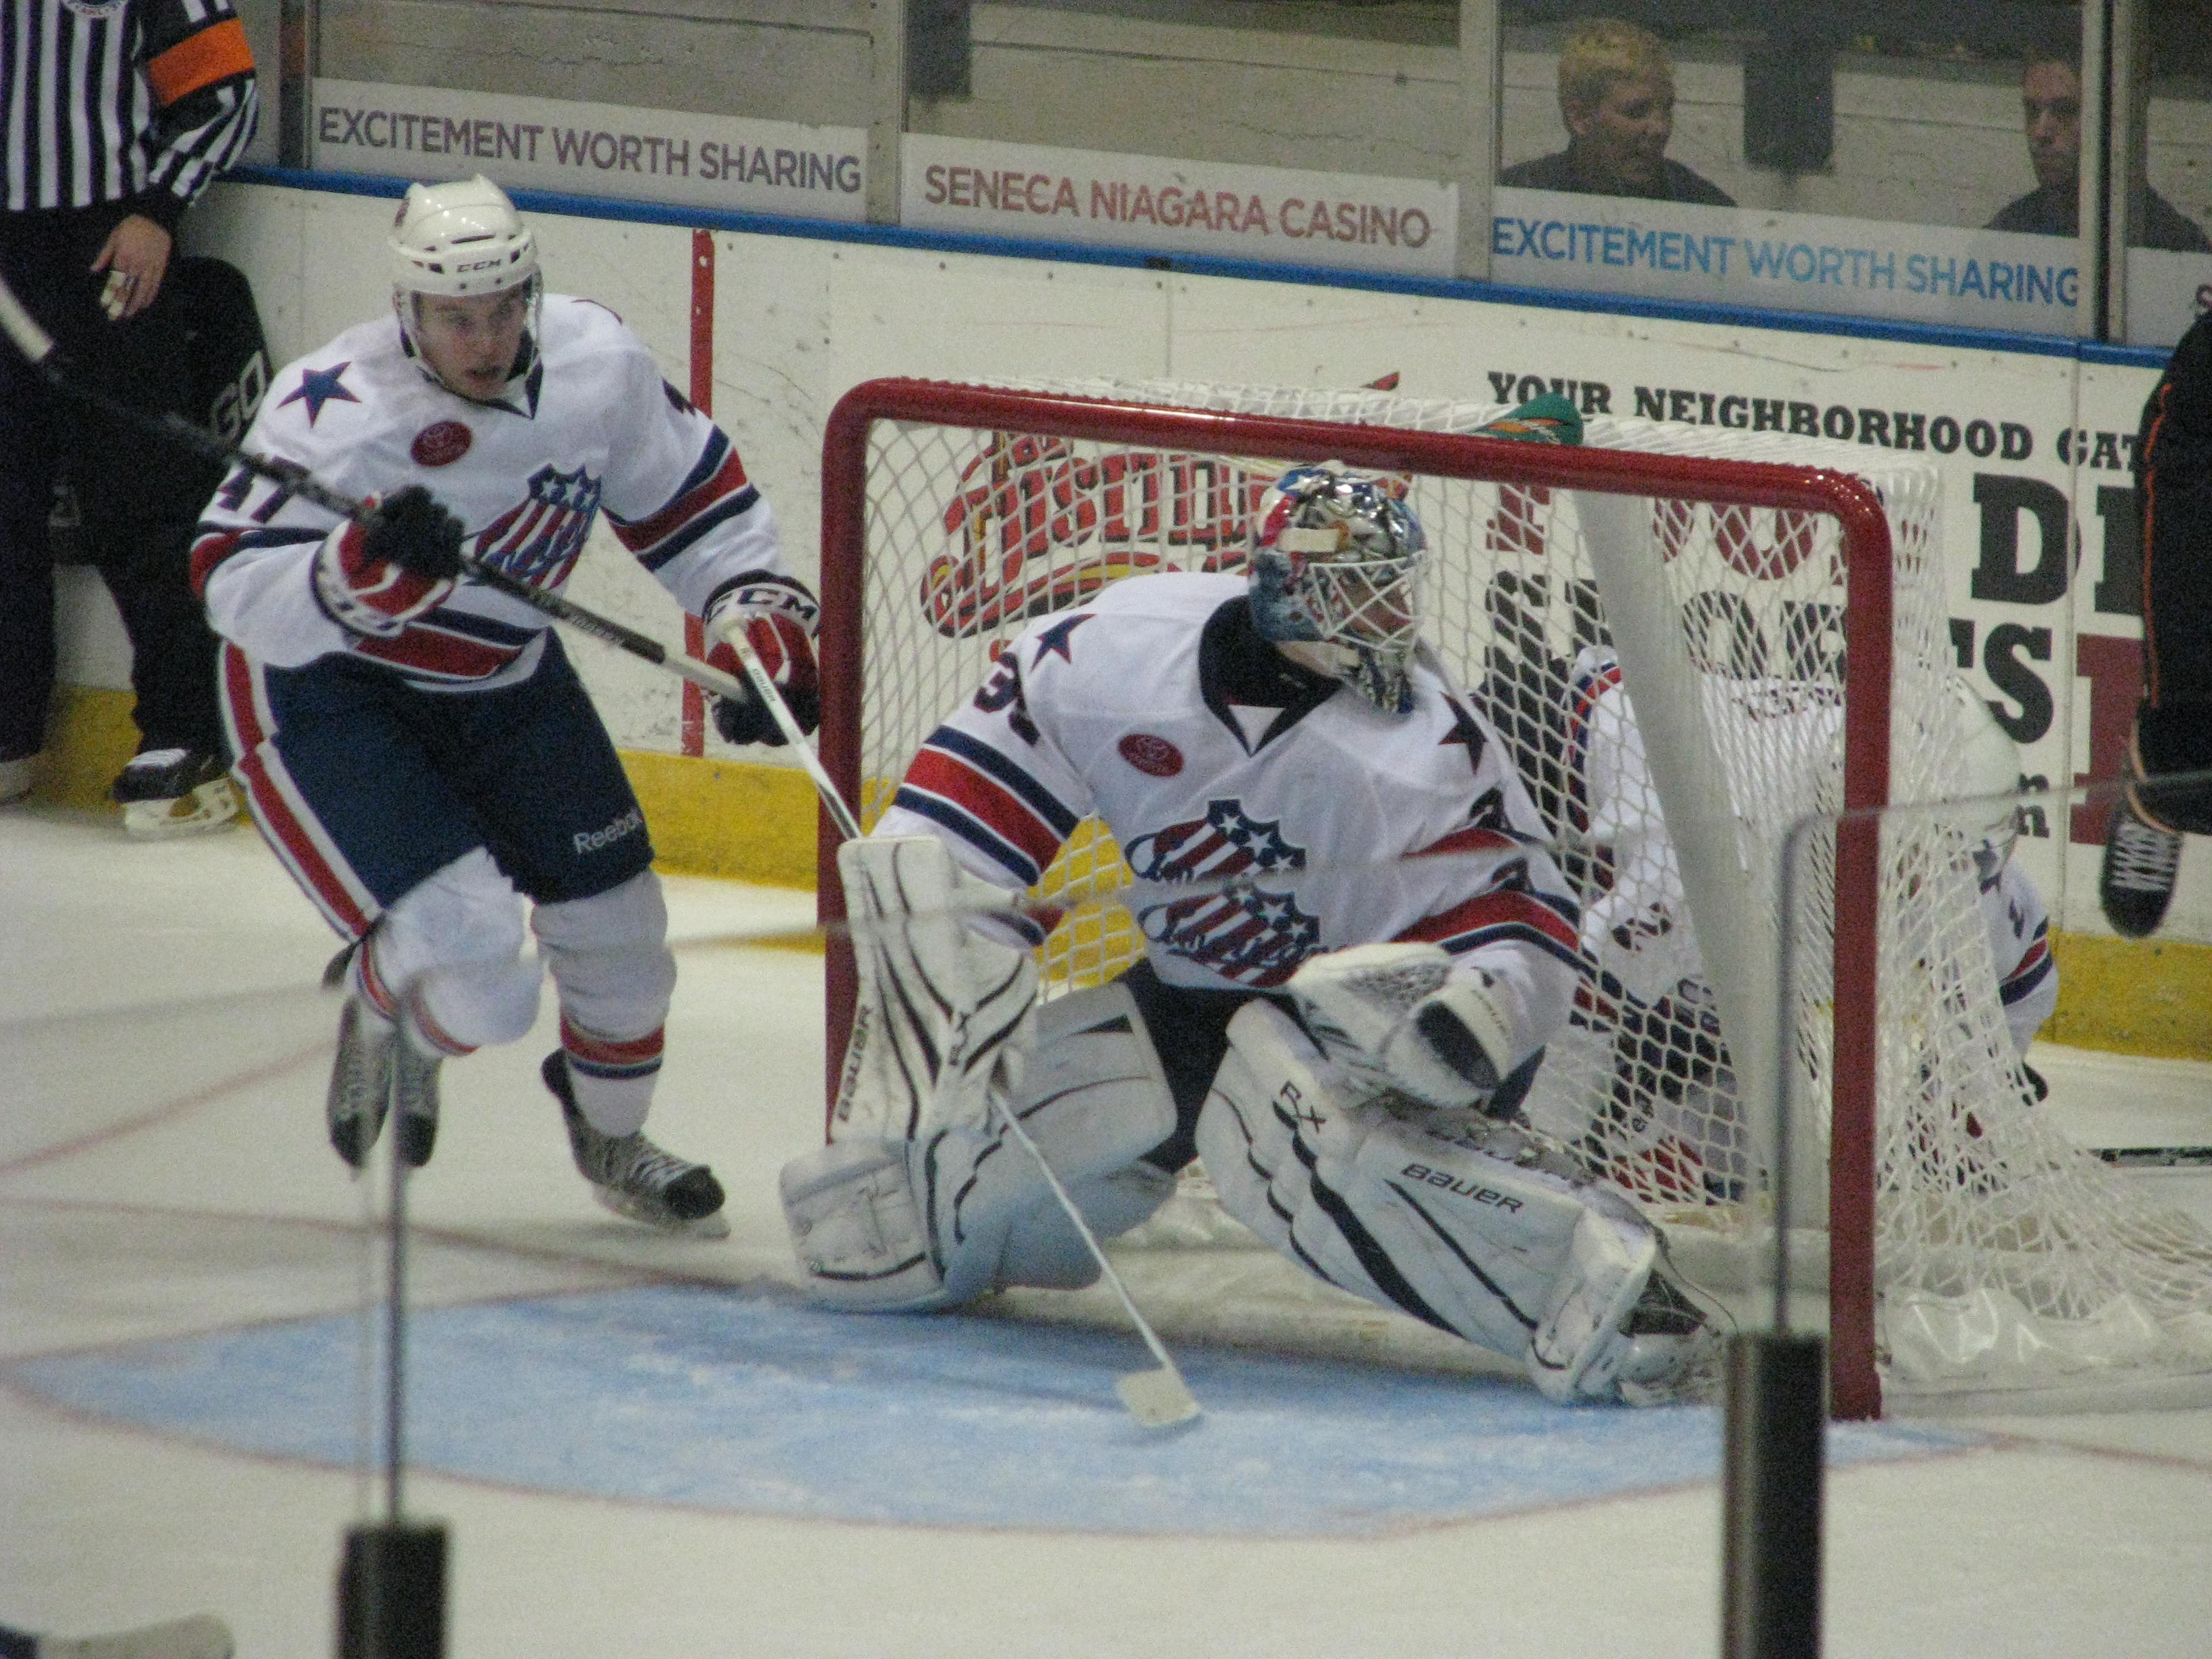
[5,806,2212,1656]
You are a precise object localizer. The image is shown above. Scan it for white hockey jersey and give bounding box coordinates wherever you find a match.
[194,295,805,689]
[873,572,1584,1069]
[1565,645,2055,1056]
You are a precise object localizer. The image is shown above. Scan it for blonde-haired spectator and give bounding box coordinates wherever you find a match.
[1500,17,1733,206]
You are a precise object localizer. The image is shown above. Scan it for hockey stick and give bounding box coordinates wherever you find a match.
[2095,1145,2212,1168]
[0,271,802,741]
[738,720,1197,1428]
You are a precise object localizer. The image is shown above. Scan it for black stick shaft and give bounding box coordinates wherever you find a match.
[22,346,700,683]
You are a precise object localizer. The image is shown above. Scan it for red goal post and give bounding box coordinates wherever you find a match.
[815,376,1896,1419]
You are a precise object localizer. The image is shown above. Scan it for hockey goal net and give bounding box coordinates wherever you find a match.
[815,375,2212,1417]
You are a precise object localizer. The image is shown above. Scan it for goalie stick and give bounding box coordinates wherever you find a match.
[0,269,806,743]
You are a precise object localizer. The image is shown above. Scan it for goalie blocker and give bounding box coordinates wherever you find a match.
[782,838,1718,1406]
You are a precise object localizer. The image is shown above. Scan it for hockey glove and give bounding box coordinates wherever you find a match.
[312,486,466,638]
[708,609,821,747]
[1288,941,1518,1112]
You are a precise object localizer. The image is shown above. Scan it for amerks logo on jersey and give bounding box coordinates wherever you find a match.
[474,463,604,587]
[1124,798,1320,986]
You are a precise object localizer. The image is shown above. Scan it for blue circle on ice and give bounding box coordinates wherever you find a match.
[10,1284,1971,1535]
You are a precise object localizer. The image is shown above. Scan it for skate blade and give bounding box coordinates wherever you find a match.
[590,1185,732,1238]
[123,780,241,840]
[1115,1366,1200,1429]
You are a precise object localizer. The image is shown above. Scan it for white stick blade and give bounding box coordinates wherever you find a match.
[1115,1367,1200,1429]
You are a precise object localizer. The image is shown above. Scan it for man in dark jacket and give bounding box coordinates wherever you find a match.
[1988,54,2211,252]
[0,0,260,832]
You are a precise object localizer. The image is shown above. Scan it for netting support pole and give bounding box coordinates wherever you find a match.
[1722,1331,1826,1659]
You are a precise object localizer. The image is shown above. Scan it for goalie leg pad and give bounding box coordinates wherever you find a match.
[781,1137,943,1311]
[788,979,1179,1309]
[1200,1000,1698,1399]
[834,835,1039,1140]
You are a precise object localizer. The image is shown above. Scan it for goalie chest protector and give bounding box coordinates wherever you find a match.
[880,572,1580,995]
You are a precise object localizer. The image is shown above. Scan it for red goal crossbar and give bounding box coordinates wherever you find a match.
[815,377,1896,1419]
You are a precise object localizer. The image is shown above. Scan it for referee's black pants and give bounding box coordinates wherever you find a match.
[0,205,226,766]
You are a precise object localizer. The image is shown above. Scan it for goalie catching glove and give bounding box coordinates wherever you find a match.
[312,485,466,638]
[1288,941,1523,1113]
[706,578,821,747]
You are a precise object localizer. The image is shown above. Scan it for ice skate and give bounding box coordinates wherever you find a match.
[390,1021,442,1168]
[1612,1267,1724,1407]
[112,748,239,839]
[326,998,440,1168]
[2100,786,2182,940]
[542,1050,726,1236]
[326,996,394,1168]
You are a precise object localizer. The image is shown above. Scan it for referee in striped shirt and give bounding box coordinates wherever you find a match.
[1,0,257,826]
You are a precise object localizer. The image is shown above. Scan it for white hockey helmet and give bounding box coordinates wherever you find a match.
[389,176,541,374]
[390,174,537,298]
[1249,462,1429,714]
[1948,674,2022,878]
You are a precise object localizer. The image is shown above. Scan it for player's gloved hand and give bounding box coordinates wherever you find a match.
[1288,942,1517,1112]
[312,486,466,638]
[706,607,821,747]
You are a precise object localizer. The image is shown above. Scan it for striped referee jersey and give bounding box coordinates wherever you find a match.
[3,0,258,224]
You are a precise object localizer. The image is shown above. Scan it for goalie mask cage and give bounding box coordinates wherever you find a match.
[816,375,2212,1420]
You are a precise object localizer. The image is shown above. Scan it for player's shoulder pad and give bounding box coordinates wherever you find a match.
[1090,568,1246,619]
[254,316,399,444]
[1012,570,1232,676]
[541,293,648,359]
[1566,641,1621,695]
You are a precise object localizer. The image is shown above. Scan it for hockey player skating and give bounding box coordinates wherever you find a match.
[1556,648,2056,1202]
[2100,306,2212,937]
[781,456,1721,1406]
[192,177,819,1231]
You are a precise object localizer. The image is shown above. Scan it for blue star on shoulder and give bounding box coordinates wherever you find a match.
[278,362,360,427]
[1438,697,1488,765]
[1032,612,1094,663]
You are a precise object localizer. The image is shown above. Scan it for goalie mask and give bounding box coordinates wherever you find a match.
[1948,674,2023,882]
[389,175,542,392]
[1250,463,1429,714]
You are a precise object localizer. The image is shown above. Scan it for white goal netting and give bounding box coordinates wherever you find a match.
[824,376,2212,1413]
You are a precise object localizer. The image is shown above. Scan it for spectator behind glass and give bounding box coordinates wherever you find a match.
[1500,18,1734,207]
[1988,53,2211,252]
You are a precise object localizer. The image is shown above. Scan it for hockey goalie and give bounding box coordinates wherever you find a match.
[1549,642,2059,1206]
[779,440,1721,1406]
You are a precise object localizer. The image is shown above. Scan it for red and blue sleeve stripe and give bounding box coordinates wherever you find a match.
[1395,887,1586,972]
[890,726,1079,888]
[1998,921,2054,1009]
[609,430,760,572]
